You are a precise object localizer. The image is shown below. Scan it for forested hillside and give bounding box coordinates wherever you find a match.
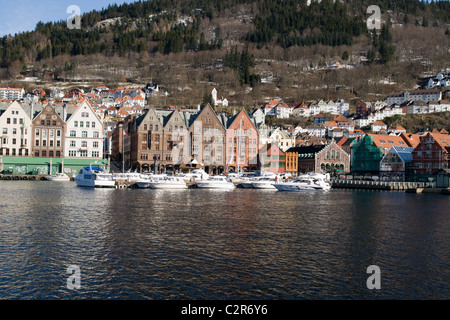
[1,0,449,106]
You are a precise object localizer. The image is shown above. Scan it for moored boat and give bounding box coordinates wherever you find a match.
[147,176,187,189]
[75,166,115,188]
[44,173,71,181]
[135,173,168,188]
[195,176,235,189]
[251,177,278,189]
[274,174,331,191]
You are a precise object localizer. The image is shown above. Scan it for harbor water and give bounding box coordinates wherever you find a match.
[0,180,448,300]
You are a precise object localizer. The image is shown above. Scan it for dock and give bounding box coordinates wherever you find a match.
[331,179,449,195]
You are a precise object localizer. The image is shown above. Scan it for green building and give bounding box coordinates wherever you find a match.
[0,157,108,176]
[351,135,383,173]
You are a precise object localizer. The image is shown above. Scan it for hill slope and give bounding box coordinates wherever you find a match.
[1,0,449,106]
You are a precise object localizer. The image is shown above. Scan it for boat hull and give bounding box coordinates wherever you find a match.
[75,179,116,188]
[149,183,187,189]
[195,182,235,189]
[251,183,277,189]
[274,184,317,191]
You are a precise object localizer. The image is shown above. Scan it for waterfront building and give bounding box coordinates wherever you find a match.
[260,143,285,174]
[285,145,324,174]
[380,146,415,180]
[411,132,450,175]
[188,104,226,174]
[315,140,351,174]
[286,140,350,175]
[126,107,165,172]
[31,104,65,158]
[225,109,259,173]
[64,101,104,159]
[351,135,383,173]
[0,101,33,157]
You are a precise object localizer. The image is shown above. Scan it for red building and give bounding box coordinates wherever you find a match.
[260,143,285,174]
[412,132,450,174]
[225,109,259,173]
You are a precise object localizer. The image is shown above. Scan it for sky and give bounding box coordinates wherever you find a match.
[0,0,137,37]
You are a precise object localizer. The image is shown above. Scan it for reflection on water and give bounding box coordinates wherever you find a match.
[0,181,448,299]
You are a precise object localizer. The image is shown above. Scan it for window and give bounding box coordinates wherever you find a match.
[2,128,6,134]
[93,131,99,138]
[56,140,61,147]
[80,150,88,157]
[69,150,76,157]
[91,122,95,128]
[82,131,88,138]
[86,122,90,128]
[92,151,100,157]
[70,141,76,147]
[50,129,54,137]
[42,151,46,157]
[35,140,39,146]
[70,131,76,137]
[74,121,78,127]
[49,151,54,157]
[6,118,10,124]
[13,128,17,135]
[43,129,47,137]
[12,138,16,145]
[81,141,88,148]
[57,130,61,137]
[80,121,84,128]
[93,141,99,148]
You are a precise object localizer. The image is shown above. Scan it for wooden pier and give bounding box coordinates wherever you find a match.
[331,179,449,194]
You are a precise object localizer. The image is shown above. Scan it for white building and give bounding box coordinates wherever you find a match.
[212,88,228,107]
[64,101,104,159]
[385,89,442,105]
[0,101,33,156]
[259,127,295,152]
[0,88,25,100]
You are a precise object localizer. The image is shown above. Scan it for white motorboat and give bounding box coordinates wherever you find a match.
[75,166,115,188]
[239,172,277,189]
[251,177,278,189]
[195,176,236,189]
[147,176,187,189]
[44,173,71,181]
[182,169,209,182]
[239,177,256,188]
[135,173,168,188]
[274,174,331,191]
[113,171,142,183]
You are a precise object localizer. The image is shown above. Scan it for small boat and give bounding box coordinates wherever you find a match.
[147,176,187,189]
[251,177,278,189]
[239,172,276,189]
[135,173,168,188]
[274,174,331,191]
[44,173,71,181]
[113,171,142,183]
[74,166,115,188]
[195,176,236,189]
